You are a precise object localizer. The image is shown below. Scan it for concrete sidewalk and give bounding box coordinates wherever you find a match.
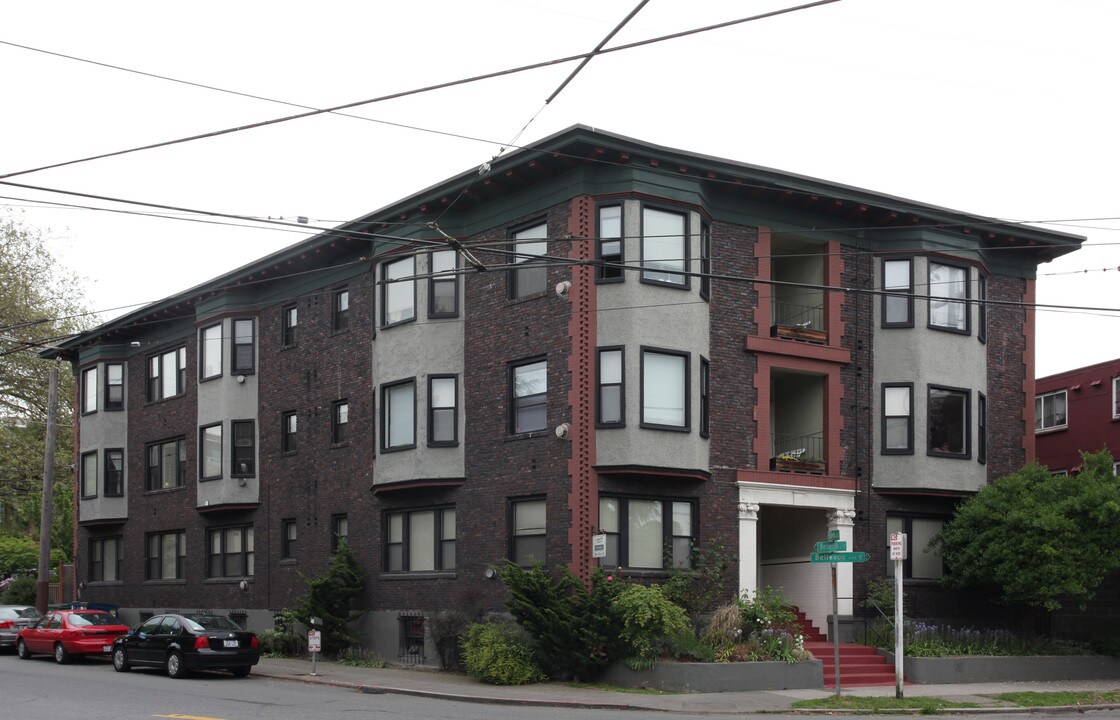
[252,656,1120,714]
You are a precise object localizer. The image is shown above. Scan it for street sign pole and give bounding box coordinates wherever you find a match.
[831,563,840,697]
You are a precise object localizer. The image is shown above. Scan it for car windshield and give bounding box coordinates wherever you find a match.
[68,612,119,627]
[18,607,43,619]
[182,615,243,632]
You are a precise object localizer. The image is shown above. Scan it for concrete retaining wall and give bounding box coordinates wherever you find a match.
[883,653,1120,684]
[599,660,823,692]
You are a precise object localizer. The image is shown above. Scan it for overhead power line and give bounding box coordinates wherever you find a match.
[0,0,841,181]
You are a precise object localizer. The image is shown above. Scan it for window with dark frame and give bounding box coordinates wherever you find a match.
[146,530,186,580]
[281,411,298,453]
[331,514,349,552]
[929,262,969,332]
[105,363,124,410]
[232,318,255,373]
[89,536,121,582]
[200,323,222,380]
[596,348,624,427]
[977,274,987,343]
[104,448,124,496]
[381,379,416,451]
[1035,389,1067,431]
[640,206,688,287]
[207,525,254,578]
[596,204,624,282]
[81,451,97,499]
[382,256,416,326]
[332,288,350,332]
[332,400,349,444]
[148,347,187,402]
[200,423,223,479]
[1114,377,1120,420]
[509,222,548,299]
[886,516,944,579]
[598,496,695,570]
[146,438,186,491]
[428,375,458,446]
[978,392,987,465]
[282,304,298,347]
[231,420,255,476]
[699,357,710,438]
[882,257,913,327]
[510,498,546,566]
[81,366,98,414]
[700,221,711,300]
[881,383,914,454]
[641,348,689,430]
[510,359,547,433]
[281,519,297,560]
[384,507,455,572]
[428,250,459,317]
[928,385,970,457]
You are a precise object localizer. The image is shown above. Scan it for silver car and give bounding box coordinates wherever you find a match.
[0,605,43,649]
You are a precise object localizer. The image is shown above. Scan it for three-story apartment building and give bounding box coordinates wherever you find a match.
[60,126,1082,661]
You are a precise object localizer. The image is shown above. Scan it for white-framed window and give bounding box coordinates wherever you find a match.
[200,423,223,479]
[105,363,124,410]
[510,498,546,566]
[1035,389,1067,431]
[231,318,255,373]
[148,347,186,402]
[882,257,913,327]
[882,383,914,454]
[597,348,624,427]
[641,347,689,430]
[641,206,688,287]
[886,516,943,579]
[510,222,548,299]
[81,451,98,499]
[231,420,255,476]
[599,496,695,570]
[510,358,547,433]
[428,375,458,446]
[381,379,416,451]
[929,262,969,332]
[382,255,416,326]
[429,250,459,317]
[928,385,969,457]
[147,530,186,580]
[207,525,254,578]
[89,536,121,582]
[200,323,222,380]
[596,204,624,282]
[81,366,98,414]
[385,507,455,572]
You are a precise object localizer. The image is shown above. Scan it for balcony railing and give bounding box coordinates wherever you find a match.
[770,432,825,473]
[771,301,825,343]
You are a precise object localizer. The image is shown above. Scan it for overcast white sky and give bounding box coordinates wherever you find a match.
[3,0,1117,378]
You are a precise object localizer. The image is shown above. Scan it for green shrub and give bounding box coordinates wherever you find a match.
[861,577,898,617]
[259,628,305,657]
[292,542,364,656]
[611,583,690,668]
[866,620,1095,657]
[739,586,798,637]
[661,545,734,629]
[461,621,546,685]
[0,575,36,604]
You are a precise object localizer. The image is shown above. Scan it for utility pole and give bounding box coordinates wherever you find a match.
[35,364,59,613]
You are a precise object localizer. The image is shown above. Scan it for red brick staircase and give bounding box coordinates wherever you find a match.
[793,609,900,687]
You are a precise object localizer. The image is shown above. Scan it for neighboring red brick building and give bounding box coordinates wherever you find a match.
[58,126,1084,661]
[1035,358,1120,475]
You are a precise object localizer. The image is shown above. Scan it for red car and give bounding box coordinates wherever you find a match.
[17,609,131,664]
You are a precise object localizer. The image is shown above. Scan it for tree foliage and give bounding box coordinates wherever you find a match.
[292,542,364,655]
[0,210,90,557]
[936,449,1120,611]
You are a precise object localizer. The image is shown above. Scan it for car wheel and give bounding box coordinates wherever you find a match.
[112,647,131,672]
[16,639,31,660]
[54,642,71,664]
[166,651,188,679]
[230,665,251,678]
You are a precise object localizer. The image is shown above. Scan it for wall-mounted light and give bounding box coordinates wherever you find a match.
[555,423,570,439]
[555,280,571,297]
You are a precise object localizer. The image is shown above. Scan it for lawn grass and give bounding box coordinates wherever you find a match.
[791,695,980,712]
[988,689,1120,707]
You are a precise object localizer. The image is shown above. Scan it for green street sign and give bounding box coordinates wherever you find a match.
[827,529,840,542]
[814,541,847,552]
[810,551,870,563]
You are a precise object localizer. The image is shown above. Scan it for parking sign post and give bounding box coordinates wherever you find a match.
[889,532,907,698]
[308,616,322,676]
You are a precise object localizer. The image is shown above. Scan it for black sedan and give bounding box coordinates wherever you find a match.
[111,613,259,678]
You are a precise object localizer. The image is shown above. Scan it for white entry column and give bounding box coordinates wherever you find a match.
[737,502,760,598]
